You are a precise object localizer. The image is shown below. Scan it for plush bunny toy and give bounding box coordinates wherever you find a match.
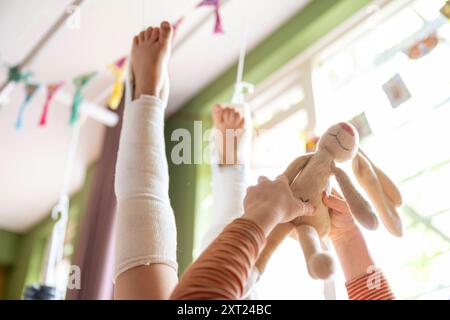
[252,122,403,280]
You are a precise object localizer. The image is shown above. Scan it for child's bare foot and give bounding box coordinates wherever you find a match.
[212,105,246,166]
[131,21,173,101]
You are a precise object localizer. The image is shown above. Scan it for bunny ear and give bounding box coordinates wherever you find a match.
[352,151,403,237]
[357,149,403,207]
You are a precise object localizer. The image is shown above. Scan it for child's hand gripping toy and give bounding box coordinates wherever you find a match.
[253,122,403,280]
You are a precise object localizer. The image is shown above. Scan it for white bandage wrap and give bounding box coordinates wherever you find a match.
[199,164,248,251]
[243,267,261,299]
[200,102,252,250]
[114,93,177,280]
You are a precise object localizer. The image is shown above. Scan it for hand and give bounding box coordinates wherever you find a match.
[243,175,314,235]
[323,189,358,242]
[323,189,376,282]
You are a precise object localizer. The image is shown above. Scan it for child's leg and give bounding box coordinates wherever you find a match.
[114,21,178,300]
[199,105,262,298]
[199,106,249,251]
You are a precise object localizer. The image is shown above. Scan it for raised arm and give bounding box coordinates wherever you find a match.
[324,191,395,300]
[171,175,314,300]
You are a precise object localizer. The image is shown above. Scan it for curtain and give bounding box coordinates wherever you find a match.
[66,100,123,300]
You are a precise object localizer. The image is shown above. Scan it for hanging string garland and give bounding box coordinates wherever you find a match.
[174,0,224,34]
[8,65,31,83]
[230,0,254,106]
[197,0,224,34]
[39,82,64,126]
[69,72,97,125]
[107,56,127,110]
[172,17,185,32]
[1,1,225,128]
[15,82,40,129]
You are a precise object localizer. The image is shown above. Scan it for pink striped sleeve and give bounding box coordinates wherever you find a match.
[170,218,265,300]
[346,268,395,300]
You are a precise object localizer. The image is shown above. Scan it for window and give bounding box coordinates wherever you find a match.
[249,0,450,299]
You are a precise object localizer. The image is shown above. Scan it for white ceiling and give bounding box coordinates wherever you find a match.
[0,0,310,233]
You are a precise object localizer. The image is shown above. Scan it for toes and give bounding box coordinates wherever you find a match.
[225,108,243,126]
[234,110,242,123]
[134,22,172,45]
[232,112,241,125]
[133,35,139,46]
[139,30,146,43]
[223,107,232,123]
[213,104,222,114]
[212,105,223,122]
[151,27,160,42]
[258,176,269,183]
[160,21,173,42]
[145,27,153,40]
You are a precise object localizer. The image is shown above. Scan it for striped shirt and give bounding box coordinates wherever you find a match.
[171,219,395,300]
[345,268,395,300]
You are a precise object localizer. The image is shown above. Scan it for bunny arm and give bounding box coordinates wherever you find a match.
[253,154,313,274]
[283,153,314,183]
[357,149,403,207]
[331,162,379,230]
[352,152,403,237]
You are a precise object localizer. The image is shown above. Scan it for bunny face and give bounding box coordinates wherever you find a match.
[317,122,359,163]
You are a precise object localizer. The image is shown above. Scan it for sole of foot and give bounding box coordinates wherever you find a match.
[212,105,246,166]
[131,21,173,101]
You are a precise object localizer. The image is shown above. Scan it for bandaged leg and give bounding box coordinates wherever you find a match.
[114,22,176,280]
[114,95,177,279]
[201,164,262,298]
[200,105,251,249]
[199,105,260,298]
[199,164,248,249]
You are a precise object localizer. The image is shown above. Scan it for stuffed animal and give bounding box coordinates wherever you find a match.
[253,122,403,280]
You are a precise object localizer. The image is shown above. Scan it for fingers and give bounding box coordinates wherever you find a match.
[296,199,315,216]
[276,174,315,217]
[331,188,344,199]
[258,175,269,183]
[276,174,314,216]
[322,191,350,215]
[275,175,288,184]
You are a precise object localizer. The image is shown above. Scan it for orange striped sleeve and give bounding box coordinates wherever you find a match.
[345,268,395,300]
[170,218,265,300]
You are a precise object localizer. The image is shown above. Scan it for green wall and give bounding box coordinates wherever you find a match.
[165,117,199,272]
[0,229,20,299]
[166,0,373,273]
[4,165,95,300]
[0,229,20,266]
